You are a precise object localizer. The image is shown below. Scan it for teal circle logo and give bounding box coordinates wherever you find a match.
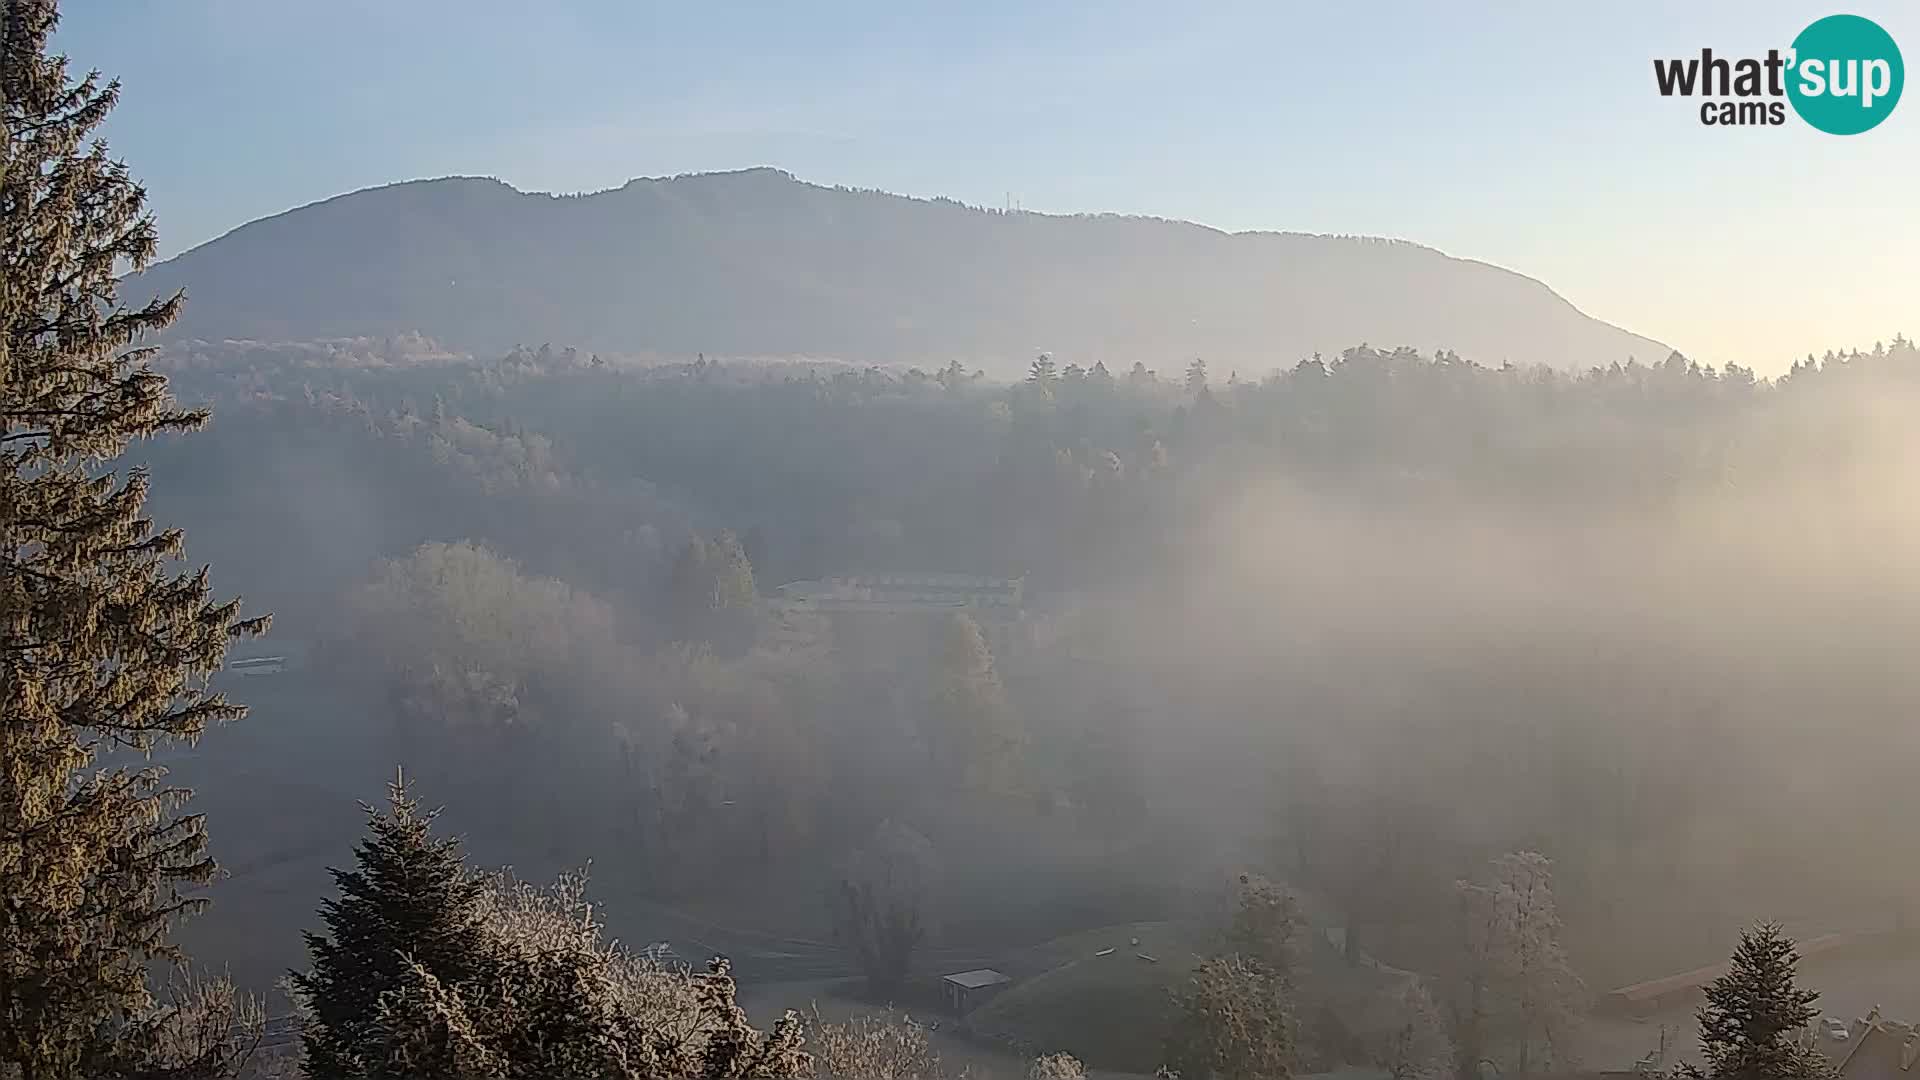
[1787,14,1903,134]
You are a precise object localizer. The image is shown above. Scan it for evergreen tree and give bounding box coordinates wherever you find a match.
[1,2,264,1075]
[667,529,757,645]
[740,525,768,580]
[292,778,492,1079]
[300,813,816,1079]
[716,531,756,611]
[929,612,1022,793]
[1027,352,1058,387]
[1678,924,1829,1080]
[361,960,501,1080]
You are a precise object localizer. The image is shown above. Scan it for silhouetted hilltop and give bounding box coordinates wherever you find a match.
[131,167,1668,375]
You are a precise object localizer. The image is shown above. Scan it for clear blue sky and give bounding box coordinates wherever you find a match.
[58,1,1920,372]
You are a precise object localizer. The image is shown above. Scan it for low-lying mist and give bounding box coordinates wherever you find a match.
[141,338,1920,1015]
[1096,410,1920,986]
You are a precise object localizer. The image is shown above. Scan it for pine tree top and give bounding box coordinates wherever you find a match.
[1693,924,1830,1080]
[293,777,491,1077]
[315,780,487,943]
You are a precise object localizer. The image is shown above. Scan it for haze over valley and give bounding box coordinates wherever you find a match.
[8,5,1920,1079]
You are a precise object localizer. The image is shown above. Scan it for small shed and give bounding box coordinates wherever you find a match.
[941,968,1012,1013]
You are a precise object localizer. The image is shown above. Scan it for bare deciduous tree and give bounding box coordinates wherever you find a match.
[830,820,936,1001]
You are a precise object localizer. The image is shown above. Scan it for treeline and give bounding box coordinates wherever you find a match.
[148,332,1920,599]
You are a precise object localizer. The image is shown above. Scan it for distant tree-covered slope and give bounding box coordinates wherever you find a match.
[128,167,1666,376]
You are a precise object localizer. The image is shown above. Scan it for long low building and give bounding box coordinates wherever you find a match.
[772,573,1022,613]
[1602,932,1860,1016]
[764,573,1028,662]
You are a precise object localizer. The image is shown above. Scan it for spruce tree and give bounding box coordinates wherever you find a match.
[298,795,820,1078]
[929,612,1022,794]
[1,1,265,1075]
[666,529,756,646]
[361,960,501,1080]
[1682,924,1830,1080]
[292,778,491,1079]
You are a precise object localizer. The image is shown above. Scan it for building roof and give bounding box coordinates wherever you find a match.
[1605,960,1728,1004]
[844,573,1020,588]
[1606,933,1856,1005]
[778,573,1021,596]
[941,968,1011,990]
[774,573,1026,616]
[1836,1018,1920,1080]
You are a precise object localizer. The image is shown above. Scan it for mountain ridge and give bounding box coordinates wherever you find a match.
[130,167,1671,375]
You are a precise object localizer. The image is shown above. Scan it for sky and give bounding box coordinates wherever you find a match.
[57,0,1920,373]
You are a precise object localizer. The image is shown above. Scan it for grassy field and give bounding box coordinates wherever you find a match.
[966,920,1209,1072]
[964,916,1410,1075]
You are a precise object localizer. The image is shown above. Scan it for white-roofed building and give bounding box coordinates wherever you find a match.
[941,967,1012,1013]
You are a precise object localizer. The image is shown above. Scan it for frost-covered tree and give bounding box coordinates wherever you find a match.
[1029,1051,1088,1079]
[361,960,500,1080]
[1374,981,1450,1080]
[1225,872,1305,978]
[1,1,265,1075]
[1450,852,1584,1080]
[295,799,813,1079]
[1164,954,1296,1080]
[810,1008,942,1080]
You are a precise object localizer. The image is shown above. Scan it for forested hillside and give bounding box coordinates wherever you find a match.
[124,169,1668,376]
